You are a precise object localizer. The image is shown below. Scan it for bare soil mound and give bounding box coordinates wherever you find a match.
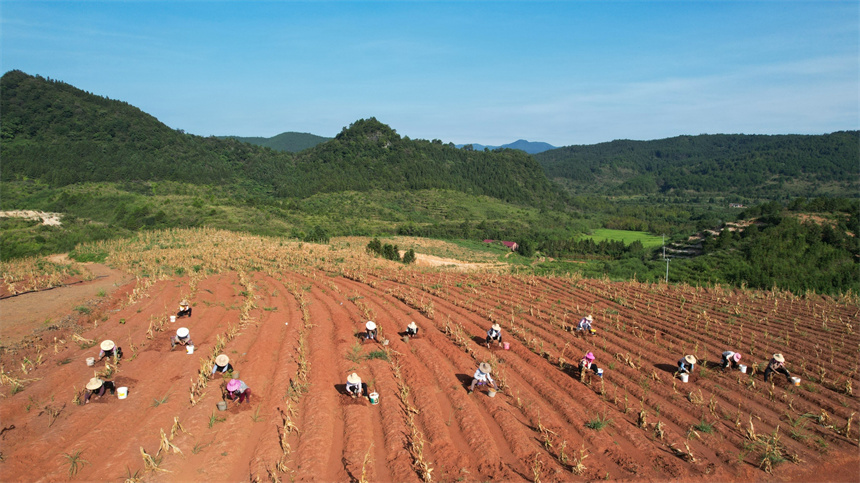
[1,232,857,482]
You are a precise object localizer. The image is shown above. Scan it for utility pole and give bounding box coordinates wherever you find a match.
[662,234,670,283]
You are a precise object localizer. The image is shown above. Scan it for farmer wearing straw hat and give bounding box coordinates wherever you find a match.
[764,353,792,383]
[211,354,234,378]
[579,351,600,375]
[97,340,123,362]
[468,362,498,394]
[170,327,194,350]
[721,350,743,370]
[677,355,697,374]
[345,373,368,398]
[177,299,192,318]
[485,323,503,348]
[406,321,419,338]
[224,374,251,404]
[577,315,596,335]
[84,377,116,404]
[365,321,378,342]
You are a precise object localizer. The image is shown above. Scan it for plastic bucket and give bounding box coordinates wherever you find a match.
[217,401,227,411]
[86,357,95,367]
[369,392,379,405]
[487,389,497,397]
[597,368,604,377]
[503,342,510,350]
[186,345,195,354]
[402,336,410,343]
[117,387,128,399]
[170,315,176,323]
[738,364,747,373]
[680,373,689,383]
[791,377,801,386]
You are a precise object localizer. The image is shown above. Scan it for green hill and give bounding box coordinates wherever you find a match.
[221,131,331,152]
[535,132,860,199]
[1,70,561,207]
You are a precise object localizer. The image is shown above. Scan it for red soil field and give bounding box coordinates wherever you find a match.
[1,243,858,482]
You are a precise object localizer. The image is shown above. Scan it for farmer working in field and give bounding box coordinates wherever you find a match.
[177,299,192,318]
[468,362,498,394]
[721,350,742,370]
[97,340,123,362]
[763,353,792,383]
[677,355,697,374]
[84,377,116,404]
[171,327,194,350]
[577,315,596,335]
[579,351,600,375]
[211,354,234,378]
[485,323,503,348]
[345,373,368,398]
[406,321,419,338]
[365,321,378,342]
[225,374,251,404]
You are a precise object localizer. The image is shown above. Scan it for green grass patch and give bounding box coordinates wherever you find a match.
[583,229,665,248]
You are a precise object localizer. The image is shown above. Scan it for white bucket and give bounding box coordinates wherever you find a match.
[170,315,176,323]
[369,392,379,405]
[680,373,689,383]
[487,389,497,398]
[791,377,801,386]
[86,357,95,367]
[597,368,604,377]
[738,364,747,374]
[186,345,195,354]
[117,386,128,399]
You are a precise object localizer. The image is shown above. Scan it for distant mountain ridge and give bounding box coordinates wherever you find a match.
[221,132,331,152]
[456,139,556,154]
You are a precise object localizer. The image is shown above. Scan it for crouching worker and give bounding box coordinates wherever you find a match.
[211,354,233,378]
[579,352,600,376]
[468,362,498,394]
[406,321,419,338]
[225,376,251,404]
[577,315,596,335]
[485,324,503,348]
[98,340,123,362]
[177,299,192,318]
[346,373,368,398]
[678,355,697,374]
[171,327,194,350]
[84,377,116,404]
[721,351,742,370]
[365,321,378,342]
[764,353,792,383]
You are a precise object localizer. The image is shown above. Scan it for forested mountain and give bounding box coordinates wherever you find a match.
[536,132,860,199]
[0,70,560,206]
[456,139,556,154]
[221,131,331,152]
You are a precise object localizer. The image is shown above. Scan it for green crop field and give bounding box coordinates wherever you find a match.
[583,229,665,248]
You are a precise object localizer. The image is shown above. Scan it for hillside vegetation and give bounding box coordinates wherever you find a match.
[536,132,860,199]
[221,131,331,152]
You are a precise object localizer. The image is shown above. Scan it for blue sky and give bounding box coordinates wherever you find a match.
[2,1,857,146]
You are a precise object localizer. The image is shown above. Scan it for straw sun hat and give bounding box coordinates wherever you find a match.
[176,327,190,338]
[479,362,492,374]
[86,377,104,390]
[491,324,501,331]
[408,321,418,330]
[732,353,742,362]
[226,379,241,392]
[180,300,189,306]
[366,321,376,330]
[347,373,361,384]
[215,354,230,366]
[773,353,785,362]
[684,355,697,364]
[100,340,115,351]
[585,315,593,321]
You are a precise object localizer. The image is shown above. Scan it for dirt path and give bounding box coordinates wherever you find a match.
[0,258,132,346]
